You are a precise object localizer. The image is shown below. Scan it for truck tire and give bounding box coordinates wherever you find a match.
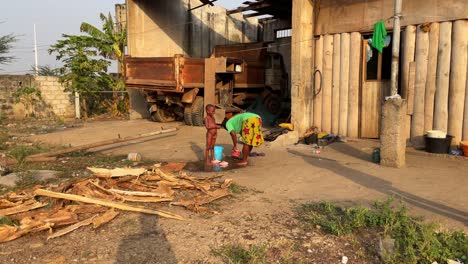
[191,96,204,126]
[184,105,193,126]
[151,109,176,122]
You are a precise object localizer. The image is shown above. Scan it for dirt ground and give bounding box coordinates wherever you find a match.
[1,119,467,263]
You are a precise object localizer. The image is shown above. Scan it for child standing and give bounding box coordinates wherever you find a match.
[205,104,221,165]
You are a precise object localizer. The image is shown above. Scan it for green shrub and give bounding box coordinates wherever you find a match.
[299,198,468,264]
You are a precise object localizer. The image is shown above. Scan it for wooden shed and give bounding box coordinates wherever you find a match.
[233,0,468,146]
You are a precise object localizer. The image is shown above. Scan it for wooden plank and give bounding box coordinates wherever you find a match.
[29,128,177,158]
[406,62,416,140]
[92,209,119,229]
[401,26,416,102]
[448,20,468,145]
[331,34,341,134]
[407,62,416,115]
[339,33,350,136]
[411,26,429,147]
[348,32,361,138]
[34,189,185,220]
[47,215,97,240]
[424,23,440,133]
[464,64,468,141]
[360,82,382,138]
[313,36,323,129]
[0,201,47,216]
[322,35,333,132]
[434,22,452,132]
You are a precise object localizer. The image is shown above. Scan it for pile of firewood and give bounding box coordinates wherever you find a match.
[0,163,232,243]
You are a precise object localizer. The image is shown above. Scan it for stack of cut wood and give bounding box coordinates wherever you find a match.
[0,163,232,243]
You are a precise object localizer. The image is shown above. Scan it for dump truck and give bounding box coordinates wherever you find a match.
[124,42,288,125]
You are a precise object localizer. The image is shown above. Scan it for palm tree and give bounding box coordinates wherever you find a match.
[80,13,127,116]
[0,33,17,66]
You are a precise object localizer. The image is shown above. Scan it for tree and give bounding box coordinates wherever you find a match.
[30,65,61,76]
[49,34,114,118]
[80,13,127,116]
[0,33,17,65]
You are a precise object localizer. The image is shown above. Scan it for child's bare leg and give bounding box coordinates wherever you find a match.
[237,144,253,166]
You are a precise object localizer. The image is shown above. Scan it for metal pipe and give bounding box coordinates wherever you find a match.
[390,0,402,96]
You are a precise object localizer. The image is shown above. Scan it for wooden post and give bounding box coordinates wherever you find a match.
[448,20,468,145]
[347,32,361,138]
[401,26,416,102]
[401,25,416,140]
[390,0,402,96]
[322,35,333,132]
[411,26,429,147]
[291,0,314,136]
[434,22,452,132]
[331,34,341,134]
[313,36,323,128]
[464,67,468,141]
[424,23,440,133]
[339,33,350,136]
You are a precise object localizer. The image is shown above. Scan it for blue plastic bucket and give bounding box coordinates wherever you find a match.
[214,145,224,161]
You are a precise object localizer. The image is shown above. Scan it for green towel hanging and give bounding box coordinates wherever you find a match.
[371,21,387,53]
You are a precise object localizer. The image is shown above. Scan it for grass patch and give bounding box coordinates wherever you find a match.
[0,216,19,226]
[7,144,49,166]
[298,198,468,264]
[211,243,267,264]
[228,183,249,194]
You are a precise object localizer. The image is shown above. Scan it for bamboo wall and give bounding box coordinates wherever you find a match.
[404,20,468,146]
[311,19,468,147]
[312,32,362,137]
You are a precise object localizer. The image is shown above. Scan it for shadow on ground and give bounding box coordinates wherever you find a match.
[288,149,468,226]
[116,215,178,263]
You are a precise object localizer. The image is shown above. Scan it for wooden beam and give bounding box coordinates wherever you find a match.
[424,23,440,133]
[313,36,323,128]
[228,1,272,15]
[339,33,350,136]
[322,35,334,133]
[331,34,341,134]
[34,189,185,220]
[448,20,468,145]
[411,26,429,147]
[348,32,361,138]
[434,22,452,132]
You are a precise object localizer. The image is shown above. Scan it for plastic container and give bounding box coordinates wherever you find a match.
[424,135,453,154]
[461,141,468,157]
[214,145,224,161]
[127,153,141,161]
[427,130,447,139]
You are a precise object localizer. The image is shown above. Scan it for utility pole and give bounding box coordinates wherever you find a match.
[34,24,38,76]
[390,0,402,95]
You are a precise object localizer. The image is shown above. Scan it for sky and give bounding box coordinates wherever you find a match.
[0,0,242,74]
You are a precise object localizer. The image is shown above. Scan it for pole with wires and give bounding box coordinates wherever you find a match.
[33,24,39,76]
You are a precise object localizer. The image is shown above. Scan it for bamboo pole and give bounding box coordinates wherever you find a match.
[313,36,323,129]
[424,23,440,133]
[410,26,429,147]
[448,20,468,145]
[348,32,361,138]
[401,25,416,140]
[322,35,333,132]
[29,128,177,158]
[331,34,341,134]
[339,33,350,136]
[34,189,185,220]
[434,22,452,132]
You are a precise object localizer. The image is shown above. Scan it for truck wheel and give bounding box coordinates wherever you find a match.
[151,109,176,122]
[191,96,204,126]
[184,105,193,126]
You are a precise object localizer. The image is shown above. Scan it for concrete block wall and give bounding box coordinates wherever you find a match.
[0,75,75,119]
[34,76,75,118]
